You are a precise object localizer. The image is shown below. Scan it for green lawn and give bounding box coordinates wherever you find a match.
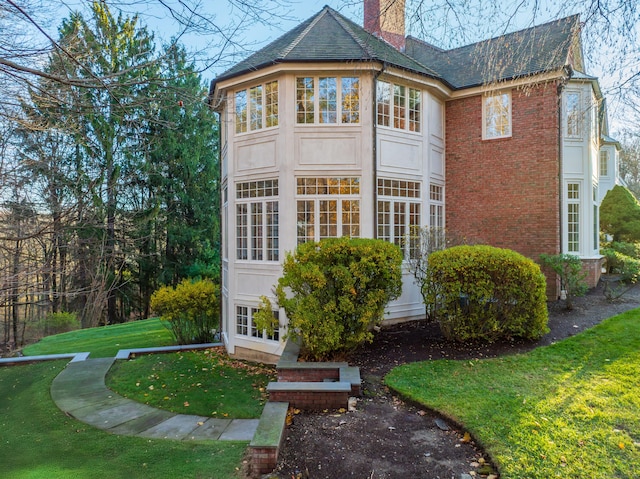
[0,361,246,479]
[107,348,276,418]
[386,309,640,479]
[22,318,175,358]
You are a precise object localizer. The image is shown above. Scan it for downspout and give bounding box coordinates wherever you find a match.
[557,65,573,257]
[556,66,572,297]
[372,64,386,238]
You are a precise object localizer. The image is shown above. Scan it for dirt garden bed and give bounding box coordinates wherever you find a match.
[264,283,640,479]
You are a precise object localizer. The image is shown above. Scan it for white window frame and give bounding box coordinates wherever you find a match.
[600,150,609,177]
[376,80,421,133]
[295,76,360,125]
[566,182,581,254]
[565,91,582,139]
[296,177,360,245]
[483,91,512,140]
[235,80,278,134]
[236,305,281,342]
[377,178,421,259]
[236,180,279,261]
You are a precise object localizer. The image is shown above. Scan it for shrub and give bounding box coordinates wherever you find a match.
[41,312,80,336]
[539,253,588,310]
[601,248,640,300]
[272,237,403,360]
[150,279,220,344]
[607,241,640,259]
[425,245,548,342]
[600,185,640,242]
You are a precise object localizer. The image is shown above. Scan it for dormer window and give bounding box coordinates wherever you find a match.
[235,81,278,134]
[483,91,511,140]
[296,76,360,124]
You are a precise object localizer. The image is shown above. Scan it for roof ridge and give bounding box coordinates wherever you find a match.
[326,7,374,58]
[279,7,330,59]
[431,14,579,54]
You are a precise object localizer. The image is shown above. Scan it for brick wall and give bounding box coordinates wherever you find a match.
[446,83,562,293]
[277,367,341,382]
[268,389,349,410]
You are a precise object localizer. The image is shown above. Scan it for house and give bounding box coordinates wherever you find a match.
[209,0,619,361]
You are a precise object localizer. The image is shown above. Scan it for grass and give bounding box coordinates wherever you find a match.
[22,318,175,358]
[107,348,276,418]
[0,361,246,479]
[386,308,640,479]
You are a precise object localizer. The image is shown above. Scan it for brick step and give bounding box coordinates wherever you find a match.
[249,401,289,476]
[267,381,351,410]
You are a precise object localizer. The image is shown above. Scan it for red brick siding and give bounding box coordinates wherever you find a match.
[250,446,279,475]
[277,368,340,382]
[446,83,562,289]
[268,390,349,410]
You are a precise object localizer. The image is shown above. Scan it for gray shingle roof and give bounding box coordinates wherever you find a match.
[405,15,580,89]
[212,8,580,93]
[212,6,438,87]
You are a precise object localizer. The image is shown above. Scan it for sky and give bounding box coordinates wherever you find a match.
[48,1,632,134]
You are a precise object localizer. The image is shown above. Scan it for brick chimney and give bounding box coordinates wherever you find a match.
[364,0,406,50]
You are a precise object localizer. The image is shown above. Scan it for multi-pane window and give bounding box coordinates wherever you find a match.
[484,92,511,139]
[566,92,581,138]
[235,81,278,133]
[377,80,421,132]
[377,179,421,258]
[429,184,444,230]
[296,76,360,124]
[296,177,360,244]
[236,306,280,341]
[567,183,580,253]
[236,180,279,261]
[600,150,609,176]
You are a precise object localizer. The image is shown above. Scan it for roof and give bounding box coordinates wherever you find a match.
[212,6,439,89]
[211,8,581,94]
[405,15,580,89]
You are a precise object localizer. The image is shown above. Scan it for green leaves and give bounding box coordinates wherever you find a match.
[274,238,403,360]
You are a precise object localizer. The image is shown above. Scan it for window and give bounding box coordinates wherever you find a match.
[593,184,599,251]
[483,92,511,139]
[236,306,280,342]
[377,80,421,132]
[377,179,421,258]
[565,92,581,138]
[296,177,360,244]
[236,180,279,261]
[429,184,444,230]
[235,81,278,133]
[600,150,609,176]
[296,76,360,124]
[567,183,580,253]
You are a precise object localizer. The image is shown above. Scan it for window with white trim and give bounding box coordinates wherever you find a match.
[235,81,278,133]
[376,80,421,132]
[567,183,580,253]
[296,76,360,124]
[236,305,280,341]
[483,92,511,139]
[296,177,360,245]
[593,184,599,251]
[600,150,609,177]
[430,184,444,229]
[236,180,279,261]
[565,92,581,138]
[377,179,421,258]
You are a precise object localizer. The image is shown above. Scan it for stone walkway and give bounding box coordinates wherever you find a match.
[50,356,259,441]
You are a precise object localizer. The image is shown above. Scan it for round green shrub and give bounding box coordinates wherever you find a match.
[150,279,220,344]
[425,245,549,342]
[275,237,403,360]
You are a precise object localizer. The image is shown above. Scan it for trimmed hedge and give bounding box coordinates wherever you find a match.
[274,237,403,360]
[424,245,549,342]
